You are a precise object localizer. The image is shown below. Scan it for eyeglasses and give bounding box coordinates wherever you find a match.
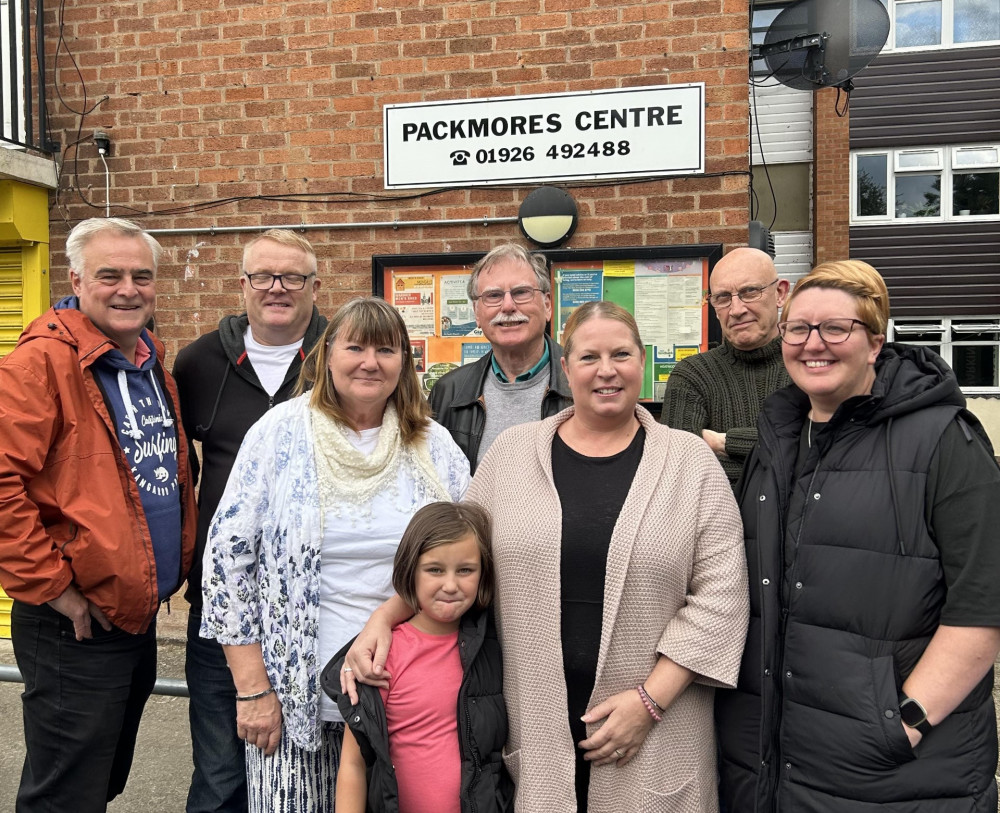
[706,279,779,309]
[778,318,870,345]
[473,286,544,307]
[244,272,315,291]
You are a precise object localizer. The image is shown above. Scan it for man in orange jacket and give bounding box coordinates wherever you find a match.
[0,217,197,813]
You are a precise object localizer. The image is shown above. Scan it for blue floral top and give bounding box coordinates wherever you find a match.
[201,394,470,750]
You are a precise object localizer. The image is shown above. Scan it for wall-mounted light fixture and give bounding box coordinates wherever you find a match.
[518,186,578,248]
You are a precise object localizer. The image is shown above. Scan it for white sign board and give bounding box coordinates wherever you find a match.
[383,84,705,189]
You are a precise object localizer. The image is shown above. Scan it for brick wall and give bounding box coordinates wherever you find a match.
[45,0,751,359]
[813,86,851,265]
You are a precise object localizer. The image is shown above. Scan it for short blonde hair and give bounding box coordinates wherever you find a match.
[242,229,317,276]
[562,300,643,356]
[296,297,430,444]
[782,260,890,335]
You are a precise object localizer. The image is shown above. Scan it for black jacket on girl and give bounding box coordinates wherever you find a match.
[717,344,1000,812]
[323,608,514,813]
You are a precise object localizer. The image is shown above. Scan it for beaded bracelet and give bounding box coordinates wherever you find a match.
[236,687,275,702]
[636,685,662,723]
[641,684,665,713]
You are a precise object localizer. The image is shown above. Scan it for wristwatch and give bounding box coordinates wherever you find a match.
[899,695,932,736]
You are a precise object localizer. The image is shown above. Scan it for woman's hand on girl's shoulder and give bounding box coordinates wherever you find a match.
[341,617,394,702]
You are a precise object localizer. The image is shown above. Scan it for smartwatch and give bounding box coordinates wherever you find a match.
[899,695,932,736]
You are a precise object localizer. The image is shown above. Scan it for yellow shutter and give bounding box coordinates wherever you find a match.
[0,246,26,357]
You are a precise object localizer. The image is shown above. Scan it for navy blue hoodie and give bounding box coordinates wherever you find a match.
[55,296,183,600]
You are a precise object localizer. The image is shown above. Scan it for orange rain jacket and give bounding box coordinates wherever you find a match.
[0,307,197,634]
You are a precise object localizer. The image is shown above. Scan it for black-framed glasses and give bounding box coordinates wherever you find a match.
[473,286,544,307]
[778,318,870,345]
[706,279,779,309]
[244,272,315,291]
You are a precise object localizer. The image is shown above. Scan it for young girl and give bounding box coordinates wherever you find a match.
[327,501,512,813]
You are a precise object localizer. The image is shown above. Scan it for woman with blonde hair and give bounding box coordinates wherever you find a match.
[345,300,749,812]
[202,296,470,811]
[717,260,1000,811]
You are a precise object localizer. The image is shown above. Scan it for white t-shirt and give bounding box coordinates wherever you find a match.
[317,423,470,721]
[243,326,303,397]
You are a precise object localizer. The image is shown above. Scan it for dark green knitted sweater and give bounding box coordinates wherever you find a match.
[658,336,789,483]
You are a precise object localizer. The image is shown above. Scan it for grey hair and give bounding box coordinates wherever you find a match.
[65,217,163,275]
[242,229,318,275]
[466,243,550,301]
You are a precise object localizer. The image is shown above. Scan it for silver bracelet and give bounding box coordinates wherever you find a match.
[235,687,275,702]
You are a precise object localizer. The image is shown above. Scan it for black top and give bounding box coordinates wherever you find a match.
[552,426,644,812]
[171,308,327,608]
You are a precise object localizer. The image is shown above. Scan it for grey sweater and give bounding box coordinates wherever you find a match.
[658,336,789,483]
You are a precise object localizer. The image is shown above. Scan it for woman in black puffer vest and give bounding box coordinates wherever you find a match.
[717,260,1000,813]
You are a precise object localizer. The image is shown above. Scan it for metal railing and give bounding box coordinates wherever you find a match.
[0,663,190,697]
[0,0,53,152]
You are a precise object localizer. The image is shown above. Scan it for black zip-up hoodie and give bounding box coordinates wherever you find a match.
[172,307,327,608]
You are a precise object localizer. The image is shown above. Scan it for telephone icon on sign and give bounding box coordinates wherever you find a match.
[450,150,470,166]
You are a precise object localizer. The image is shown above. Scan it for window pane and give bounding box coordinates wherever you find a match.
[955,0,1000,43]
[751,8,782,75]
[857,154,888,216]
[897,149,940,169]
[896,0,942,47]
[895,173,941,217]
[892,321,944,342]
[953,147,1000,167]
[952,321,1000,340]
[752,163,811,230]
[953,345,999,387]
[953,172,1000,216]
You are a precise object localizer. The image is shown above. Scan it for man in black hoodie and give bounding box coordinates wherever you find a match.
[173,229,327,813]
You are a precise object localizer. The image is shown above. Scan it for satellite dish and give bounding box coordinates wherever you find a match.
[756,0,889,91]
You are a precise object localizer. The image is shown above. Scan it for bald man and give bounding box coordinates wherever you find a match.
[659,247,791,483]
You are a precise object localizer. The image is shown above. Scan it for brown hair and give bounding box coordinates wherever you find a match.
[561,300,644,356]
[392,501,495,613]
[782,260,890,335]
[296,296,430,444]
[242,229,318,276]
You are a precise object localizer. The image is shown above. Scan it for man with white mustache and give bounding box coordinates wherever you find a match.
[428,243,572,472]
[659,247,791,483]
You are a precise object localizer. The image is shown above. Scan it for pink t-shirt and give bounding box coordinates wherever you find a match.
[380,621,463,813]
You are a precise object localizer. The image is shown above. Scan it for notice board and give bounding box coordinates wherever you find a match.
[373,244,722,403]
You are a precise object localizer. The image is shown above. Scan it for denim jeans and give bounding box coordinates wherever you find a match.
[185,608,248,813]
[11,600,157,813]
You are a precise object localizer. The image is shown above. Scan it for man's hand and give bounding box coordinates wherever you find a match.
[701,429,728,458]
[47,584,112,641]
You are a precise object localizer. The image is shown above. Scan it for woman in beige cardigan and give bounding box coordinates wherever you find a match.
[344,301,748,812]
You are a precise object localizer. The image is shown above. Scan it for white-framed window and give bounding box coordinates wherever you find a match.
[889,317,1000,393]
[880,0,1000,51]
[852,144,1000,222]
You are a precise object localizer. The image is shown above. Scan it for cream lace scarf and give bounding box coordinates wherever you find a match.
[311,402,452,517]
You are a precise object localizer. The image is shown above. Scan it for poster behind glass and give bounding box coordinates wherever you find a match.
[373,244,722,402]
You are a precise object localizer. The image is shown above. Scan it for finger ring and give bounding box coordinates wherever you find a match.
[614,748,624,758]
[342,666,353,672]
